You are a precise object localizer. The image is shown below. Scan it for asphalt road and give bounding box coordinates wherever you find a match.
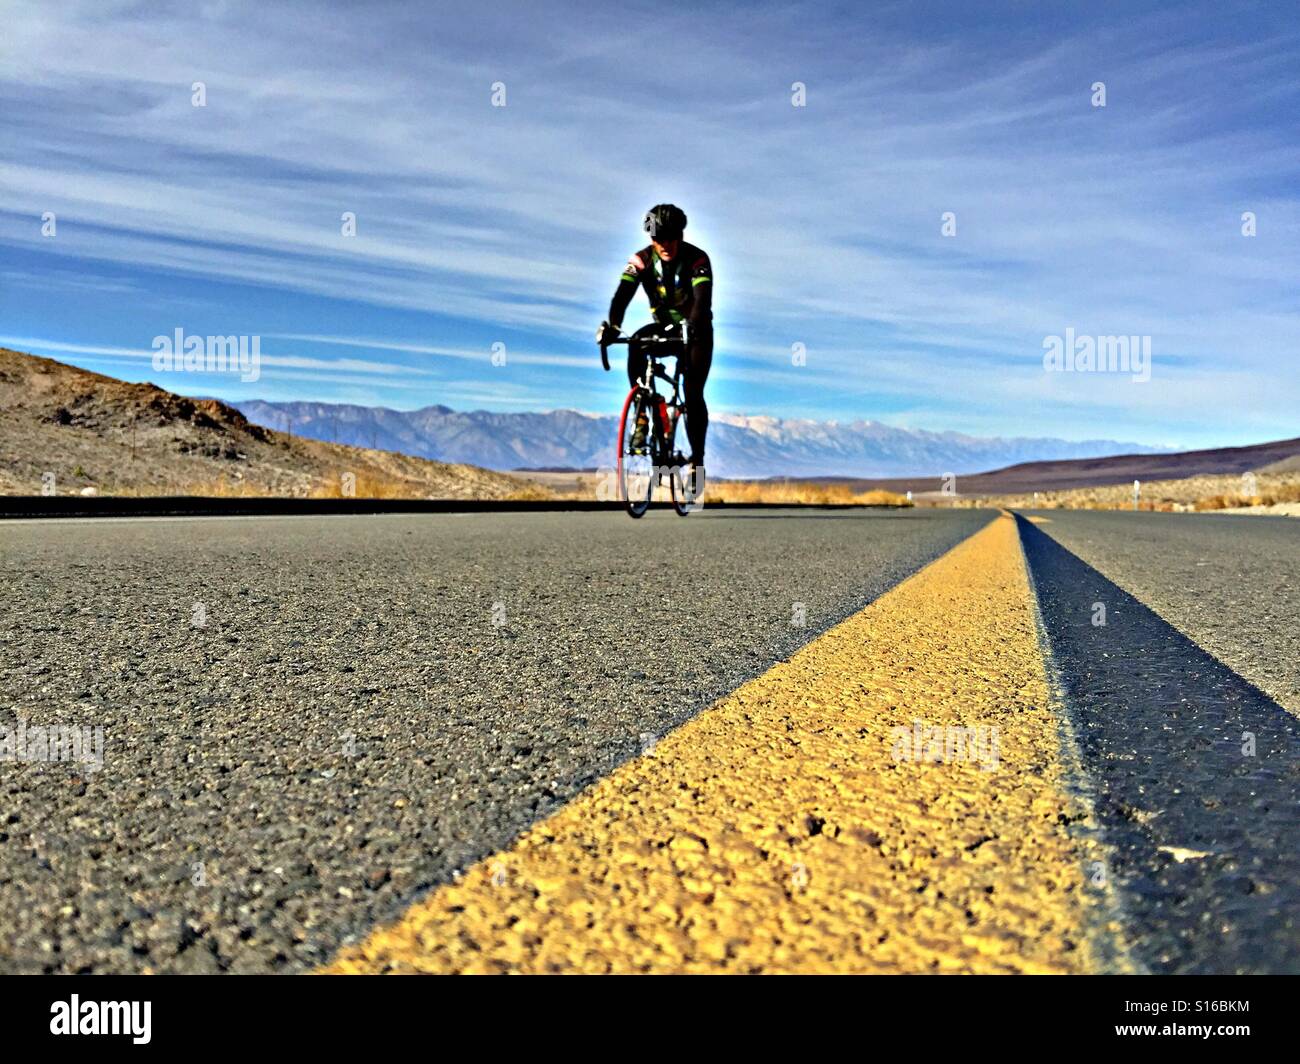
[329,514,1103,974]
[1018,513,1300,973]
[0,507,989,973]
[1021,510,1299,713]
[4,506,1295,974]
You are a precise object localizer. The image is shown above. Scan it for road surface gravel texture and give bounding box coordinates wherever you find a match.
[0,508,988,973]
[1017,514,1300,973]
[327,514,1104,974]
[1023,510,1298,713]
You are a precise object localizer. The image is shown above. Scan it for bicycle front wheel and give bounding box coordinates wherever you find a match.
[616,389,653,518]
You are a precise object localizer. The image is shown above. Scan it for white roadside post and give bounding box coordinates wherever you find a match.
[1133,479,1141,511]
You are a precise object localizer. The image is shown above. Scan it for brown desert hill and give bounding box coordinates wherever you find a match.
[807,435,1300,497]
[0,347,550,499]
[1257,452,1300,475]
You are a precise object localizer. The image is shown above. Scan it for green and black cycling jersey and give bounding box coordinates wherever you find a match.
[608,240,714,466]
[608,242,713,330]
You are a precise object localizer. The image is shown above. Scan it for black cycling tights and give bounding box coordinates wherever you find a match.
[626,323,713,465]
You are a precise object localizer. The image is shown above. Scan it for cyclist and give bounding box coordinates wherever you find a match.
[598,203,712,492]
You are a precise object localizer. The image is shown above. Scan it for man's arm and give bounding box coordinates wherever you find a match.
[687,251,712,328]
[608,277,637,330]
[607,251,647,329]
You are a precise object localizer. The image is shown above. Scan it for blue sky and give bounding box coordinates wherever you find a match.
[1,0,1296,448]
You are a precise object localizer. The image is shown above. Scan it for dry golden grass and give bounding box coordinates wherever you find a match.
[513,470,915,506]
[1191,481,1300,511]
[112,470,556,501]
[708,480,912,506]
[851,488,914,506]
[500,484,558,502]
[947,471,1300,513]
[308,471,436,500]
[113,475,273,498]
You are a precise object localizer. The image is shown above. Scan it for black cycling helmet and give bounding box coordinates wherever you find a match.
[644,203,687,241]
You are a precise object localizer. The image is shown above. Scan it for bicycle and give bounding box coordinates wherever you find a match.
[599,325,699,518]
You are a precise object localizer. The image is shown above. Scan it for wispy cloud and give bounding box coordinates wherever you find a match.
[1,0,1296,445]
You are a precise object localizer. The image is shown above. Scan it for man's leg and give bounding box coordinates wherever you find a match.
[625,324,657,388]
[682,325,713,466]
[625,325,658,454]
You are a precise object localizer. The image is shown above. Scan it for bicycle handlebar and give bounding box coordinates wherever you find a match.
[601,333,681,345]
[598,329,682,372]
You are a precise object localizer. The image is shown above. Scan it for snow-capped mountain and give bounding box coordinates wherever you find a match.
[231,399,1162,478]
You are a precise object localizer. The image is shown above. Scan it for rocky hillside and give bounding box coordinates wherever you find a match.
[0,348,548,499]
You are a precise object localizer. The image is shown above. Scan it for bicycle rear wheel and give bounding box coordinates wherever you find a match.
[666,411,696,516]
[617,389,653,518]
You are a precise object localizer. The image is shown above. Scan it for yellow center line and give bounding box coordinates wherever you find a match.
[324,514,1102,974]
